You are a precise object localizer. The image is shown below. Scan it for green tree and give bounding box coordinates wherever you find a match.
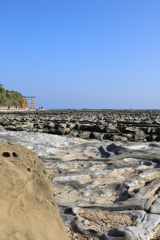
[0,87,28,106]
[0,86,5,93]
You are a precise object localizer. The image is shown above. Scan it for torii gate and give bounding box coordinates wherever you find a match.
[22,96,36,109]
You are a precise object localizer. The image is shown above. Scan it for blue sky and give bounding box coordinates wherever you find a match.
[1,0,160,109]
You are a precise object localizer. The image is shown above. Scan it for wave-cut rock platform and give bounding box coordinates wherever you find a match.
[1,131,160,239]
[1,109,160,142]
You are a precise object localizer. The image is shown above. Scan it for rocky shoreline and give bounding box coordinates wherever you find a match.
[1,131,160,239]
[1,109,160,142]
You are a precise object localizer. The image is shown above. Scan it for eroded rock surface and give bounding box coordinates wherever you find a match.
[1,109,160,142]
[0,141,69,240]
[1,131,160,239]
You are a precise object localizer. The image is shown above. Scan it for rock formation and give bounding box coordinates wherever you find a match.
[1,109,160,142]
[1,131,160,239]
[0,141,69,240]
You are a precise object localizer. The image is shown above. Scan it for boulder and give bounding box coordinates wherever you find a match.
[111,135,128,142]
[58,127,70,135]
[0,125,6,131]
[92,132,103,141]
[106,126,120,133]
[0,141,69,240]
[78,131,91,139]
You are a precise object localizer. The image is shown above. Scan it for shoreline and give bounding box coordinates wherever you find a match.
[0,106,160,112]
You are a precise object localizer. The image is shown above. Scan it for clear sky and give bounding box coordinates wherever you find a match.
[1,0,160,109]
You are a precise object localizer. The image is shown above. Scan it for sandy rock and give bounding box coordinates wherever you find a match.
[111,135,127,142]
[78,131,91,139]
[0,141,69,240]
[58,127,70,135]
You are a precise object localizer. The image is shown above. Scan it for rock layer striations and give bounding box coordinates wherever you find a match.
[1,109,160,142]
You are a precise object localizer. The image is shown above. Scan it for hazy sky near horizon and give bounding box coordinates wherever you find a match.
[1,0,160,109]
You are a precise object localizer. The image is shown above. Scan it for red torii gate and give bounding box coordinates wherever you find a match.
[22,96,36,109]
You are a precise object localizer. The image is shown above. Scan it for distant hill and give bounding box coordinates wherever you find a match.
[0,86,28,107]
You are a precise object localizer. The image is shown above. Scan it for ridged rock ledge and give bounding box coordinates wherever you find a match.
[1,109,160,142]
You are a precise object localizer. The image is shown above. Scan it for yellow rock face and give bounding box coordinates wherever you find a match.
[0,141,69,240]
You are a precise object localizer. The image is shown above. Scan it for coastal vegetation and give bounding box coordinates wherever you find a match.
[0,86,28,107]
